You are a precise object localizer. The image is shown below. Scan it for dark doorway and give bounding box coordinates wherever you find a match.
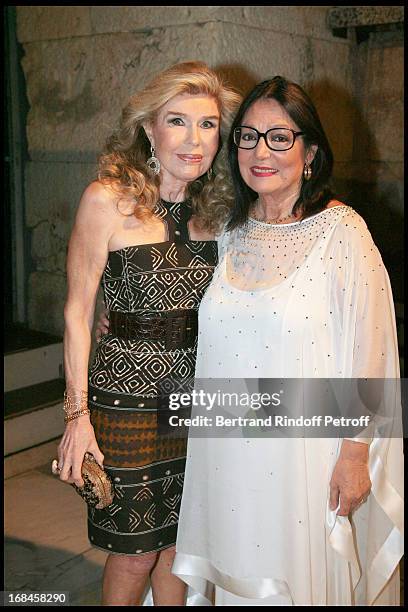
[4,6,30,339]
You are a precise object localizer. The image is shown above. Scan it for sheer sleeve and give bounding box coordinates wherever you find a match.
[216,228,230,261]
[330,210,400,443]
[328,210,403,604]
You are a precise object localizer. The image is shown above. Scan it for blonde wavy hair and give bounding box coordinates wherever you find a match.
[98,61,242,233]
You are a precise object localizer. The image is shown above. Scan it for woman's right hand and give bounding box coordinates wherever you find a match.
[57,417,105,487]
[95,304,110,343]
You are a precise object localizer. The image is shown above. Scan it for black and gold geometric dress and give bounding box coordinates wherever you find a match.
[87,199,217,555]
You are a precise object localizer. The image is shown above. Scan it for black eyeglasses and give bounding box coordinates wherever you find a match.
[233,126,305,151]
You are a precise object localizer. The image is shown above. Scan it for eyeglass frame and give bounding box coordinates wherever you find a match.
[233,125,305,151]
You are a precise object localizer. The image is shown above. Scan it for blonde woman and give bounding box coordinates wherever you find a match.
[58,61,241,606]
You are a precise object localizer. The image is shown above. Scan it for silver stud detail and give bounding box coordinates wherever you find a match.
[142,475,148,481]
[165,470,171,475]
[138,402,145,408]
[92,396,97,401]
[114,399,120,406]
[136,549,143,553]
[114,477,121,483]
[175,230,181,236]
[107,544,112,549]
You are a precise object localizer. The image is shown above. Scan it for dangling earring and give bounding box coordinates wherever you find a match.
[207,167,213,181]
[146,145,161,175]
[303,163,312,181]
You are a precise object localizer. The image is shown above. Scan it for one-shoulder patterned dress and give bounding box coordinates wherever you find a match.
[87,199,217,555]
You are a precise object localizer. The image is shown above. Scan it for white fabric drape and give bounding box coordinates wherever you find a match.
[172,206,403,605]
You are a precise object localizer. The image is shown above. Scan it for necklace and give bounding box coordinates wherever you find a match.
[251,208,297,225]
[250,199,299,224]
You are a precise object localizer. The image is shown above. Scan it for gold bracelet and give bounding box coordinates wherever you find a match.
[63,389,89,416]
[64,408,91,424]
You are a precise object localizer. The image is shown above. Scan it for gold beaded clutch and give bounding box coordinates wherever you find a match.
[52,452,114,509]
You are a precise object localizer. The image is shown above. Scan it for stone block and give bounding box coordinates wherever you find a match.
[25,161,96,228]
[16,6,92,43]
[21,25,219,162]
[21,33,143,162]
[327,6,404,29]
[28,275,107,346]
[212,23,353,161]
[25,162,96,277]
[352,161,404,186]
[91,6,341,43]
[28,272,66,336]
[90,5,219,33]
[235,6,342,41]
[213,23,315,92]
[363,45,403,162]
[307,38,354,162]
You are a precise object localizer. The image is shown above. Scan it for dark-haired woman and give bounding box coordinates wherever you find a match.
[173,78,403,606]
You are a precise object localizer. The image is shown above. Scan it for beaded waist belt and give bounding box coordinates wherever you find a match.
[108,309,198,351]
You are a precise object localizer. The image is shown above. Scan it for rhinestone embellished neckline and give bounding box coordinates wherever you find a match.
[248,205,348,229]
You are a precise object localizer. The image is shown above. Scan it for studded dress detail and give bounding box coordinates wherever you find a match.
[173,206,403,605]
[87,199,217,555]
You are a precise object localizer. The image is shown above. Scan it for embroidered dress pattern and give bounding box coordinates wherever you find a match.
[88,200,217,555]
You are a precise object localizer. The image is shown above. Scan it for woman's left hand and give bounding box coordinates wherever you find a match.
[329,440,371,516]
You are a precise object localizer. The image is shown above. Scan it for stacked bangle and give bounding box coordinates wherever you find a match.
[63,389,90,423]
[64,408,91,423]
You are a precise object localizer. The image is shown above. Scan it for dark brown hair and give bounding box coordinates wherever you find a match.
[227,76,334,230]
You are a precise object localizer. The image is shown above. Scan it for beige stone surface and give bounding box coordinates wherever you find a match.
[21,34,143,162]
[5,470,89,561]
[5,465,107,600]
[25,162,97,235]
[21,26,219,162]
[18,6,342,44]
[363,44,404,162]
[25,161,95,329]
[352,161,404,184]
[5,439,61,479]
[90,5,218,34]
[27,275,105,341]
[307,38,354,162]
[232,6,342,41]
[24,160,110,338]
[212,23,353,161]
[28,272,66,336]
[90,6,340,43]
[17,6,92,43]
[213,23,317,90]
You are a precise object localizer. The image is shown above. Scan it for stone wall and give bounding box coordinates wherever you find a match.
[348,30,404,300]
[16,6,403,335]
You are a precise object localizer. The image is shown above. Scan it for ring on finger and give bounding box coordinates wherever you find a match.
[51,459,61,474]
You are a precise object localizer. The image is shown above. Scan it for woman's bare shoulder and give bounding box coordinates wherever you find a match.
[77,180,136,221]
[80,180,120,209]
[73,181,125,240]
[326,199,346,209]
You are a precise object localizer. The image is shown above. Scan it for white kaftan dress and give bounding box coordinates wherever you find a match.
[172,205,403,606]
